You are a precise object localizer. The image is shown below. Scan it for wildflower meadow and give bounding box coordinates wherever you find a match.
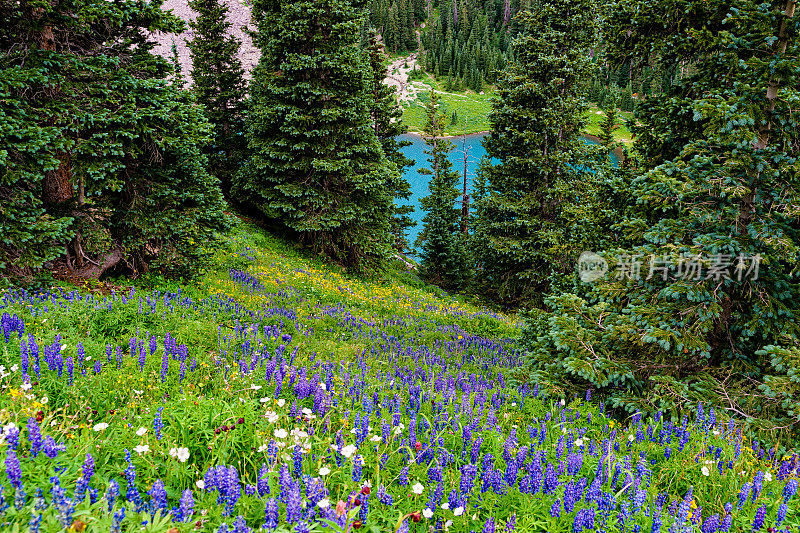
[0,224,797,533]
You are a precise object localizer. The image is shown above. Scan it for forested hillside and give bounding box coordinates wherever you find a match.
[1,0,799,531]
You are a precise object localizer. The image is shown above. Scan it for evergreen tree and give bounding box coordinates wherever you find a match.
[187,0,248,198]
[415,92,468,291]
[597,97,618,149]
[366,29,415,253]
[237,0,397,271]
[526,0,800,438]
[471,0,597,307]
[0,0,228,285]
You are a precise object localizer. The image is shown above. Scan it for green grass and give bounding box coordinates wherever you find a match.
[401,73,494,136]
[399,71,635,143]
[584,103,635,144]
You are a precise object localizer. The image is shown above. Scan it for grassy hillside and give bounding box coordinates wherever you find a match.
[400,72,635,143]
[0,222,795,532]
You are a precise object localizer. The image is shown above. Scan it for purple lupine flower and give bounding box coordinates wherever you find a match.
[257,464,270,497]
[574,508,595,532]
[377,484,394,506]
[161,350,169,383]
[751,472,764,502]
[751,504,766,531]
[153,407,164,440]
[549,498,561,518]
[148,479,168,513]
[738,482,751,509]
[399,466,409,486]
[111,506,125,533]
[106,480,119,512]
[263,498,279,530]
[29,514,42,533]
[14,486,26,510]
[77,343,85,373]
[773,502,787,527]
[82,453,95,482]
[783,479,798,502]
[5,427,19,451]
[505,514,516,531]
[285,480,301,523]
[124,449,144,512]
[33,488,46,511]
[232,515,251,533]
[483,517,496,533]
[702,514,720,533]
[179,489,194,522]
[5,450,22,488]
[543,462,558,494]
[66,356,74,385]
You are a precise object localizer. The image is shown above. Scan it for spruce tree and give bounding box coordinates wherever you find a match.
[237,0,397,271]
[598,97,618,150]
[0,0,228,285]
[366,29,416,254]
[471,0,597,307]
[415,91,468,291]
[187,0,248,198]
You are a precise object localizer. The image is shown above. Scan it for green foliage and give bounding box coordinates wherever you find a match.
[0,0,229,286]
[523,0,800,443]
[237,0,397,272]
[366,29,416,254]
[598,98,619,150]
[420,0,515,87]
[188,0,249,198]
[471,0,598,307]
[415,92,469,291]
[368,0,424,53]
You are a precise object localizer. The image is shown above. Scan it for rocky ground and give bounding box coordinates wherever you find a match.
[151,0,259,80]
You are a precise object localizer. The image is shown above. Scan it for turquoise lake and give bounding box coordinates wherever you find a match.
[398,133,614,252]
[397,132,488,252]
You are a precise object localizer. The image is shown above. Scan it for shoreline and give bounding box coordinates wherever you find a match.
[402,129,490,139]
[582,133,626,160]
[403,130,627,158]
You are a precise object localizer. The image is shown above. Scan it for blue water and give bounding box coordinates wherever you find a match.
[397,133,616,253]
[398,133,488,251]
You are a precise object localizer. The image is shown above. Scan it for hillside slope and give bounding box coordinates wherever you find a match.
[0,222,795,532]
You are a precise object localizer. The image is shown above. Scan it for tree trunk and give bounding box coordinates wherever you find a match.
[74,249,125,280]
[756,0,796,150]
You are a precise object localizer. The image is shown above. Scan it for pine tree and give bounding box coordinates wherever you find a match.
[366,29,415,253]
[471,0,597,307]
[237,0,397,272]
[415,91,468,291]
[597,97,618,149]
[0,0,228,285]
[187,0,248,198]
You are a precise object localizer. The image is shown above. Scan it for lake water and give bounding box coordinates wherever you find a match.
[398,133,615,252]
[397,132,488,251]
